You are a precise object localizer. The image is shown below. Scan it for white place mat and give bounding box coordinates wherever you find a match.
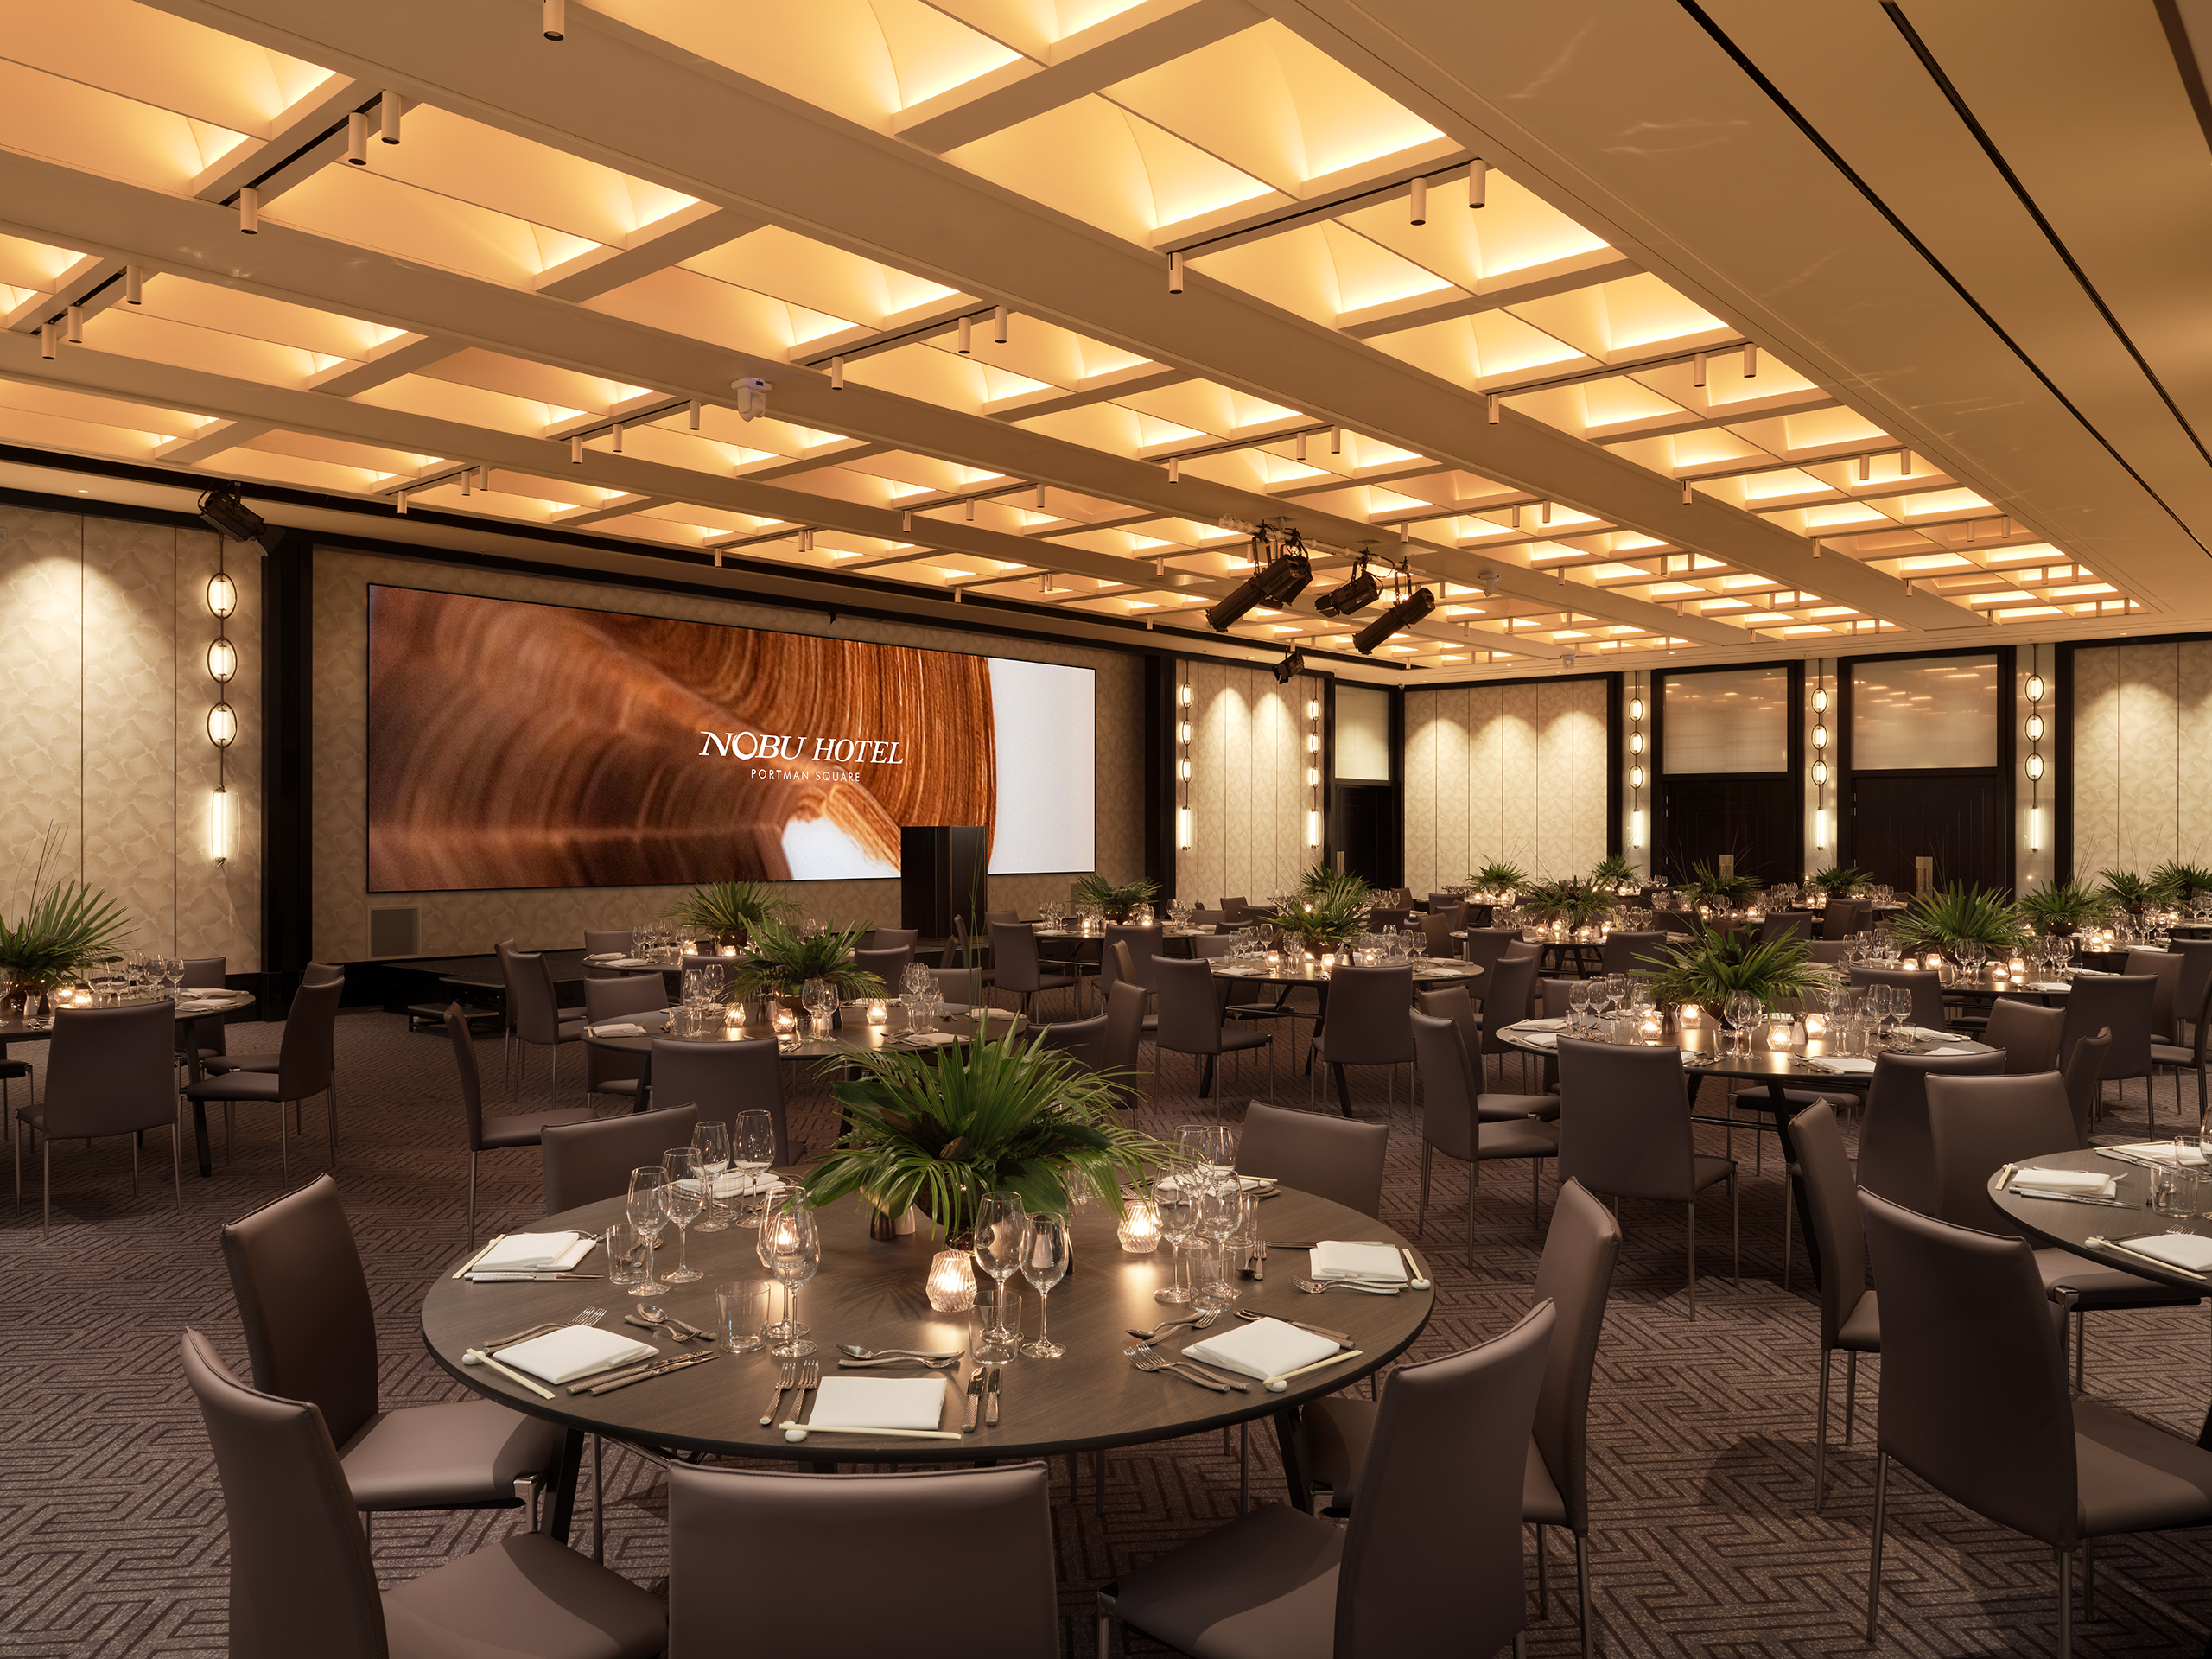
[1311,1241,1406,1282]
[2115,1232,2212,1271]
[475,1231,589,1271]
[1185,1317,1339,1382]
[2013,1167,2118,1198]
[495,1325,656,1385]
[806,1376,947,1431]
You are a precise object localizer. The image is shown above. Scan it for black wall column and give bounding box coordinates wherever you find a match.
[1143,652,1177,898]
[261,534,313,1007]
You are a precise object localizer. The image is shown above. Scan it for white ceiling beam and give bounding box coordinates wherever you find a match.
[787,297,987,367]
[534,202,763,301]
[3,255,123,334]
[188,76,372,204]
[551,493,676,527]
[150,419,272,464]
[1335,251,1639,338]
[303,331,457,396]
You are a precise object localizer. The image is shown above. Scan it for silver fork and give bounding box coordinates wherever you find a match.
[1125,1343,1250,1392]
[1128,1345,1228,1392]
[482,1306,606,1352]
[796,1357,821,1424]
[1126,1308,1220,1342]
[760,1361,796,1427]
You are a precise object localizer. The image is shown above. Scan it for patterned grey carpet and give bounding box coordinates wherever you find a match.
[3,1004,2211,1657]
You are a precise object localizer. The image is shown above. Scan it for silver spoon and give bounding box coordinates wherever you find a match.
[1125,1308,1221,1342]
[1294,1277,1402,1295]
[837,1355,961,1370]
[628,1306,702,1339]
[1121,1343,1250,1392]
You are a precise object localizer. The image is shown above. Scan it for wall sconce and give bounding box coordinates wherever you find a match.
[1810,722,1827,751]
[1811,687,1829,715]
[206,552,238,864]
[2023,647,2046,854]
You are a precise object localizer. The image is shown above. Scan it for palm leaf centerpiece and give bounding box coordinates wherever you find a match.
[0,832,131,1006]
[1071,873,1161,920]
[726,919,885,1004]
[673,880,795,948]
[1890,884,2028,958]
[804,1027,1179,1239]
[1644,925,1824,1021]
[1278,886,1368,950]
[1520,876,1612,931]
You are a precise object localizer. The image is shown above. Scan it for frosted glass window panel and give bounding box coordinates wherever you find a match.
[1334,683,1391,782]
[1852,654,1998,769]
[1662,668,1788,773]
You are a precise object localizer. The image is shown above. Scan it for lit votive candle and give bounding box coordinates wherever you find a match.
[1766,1020,1794,1052]
[1638,1010,1664,1043]
[2009,957,2027,976]
[1803,1012,1827,1041]
[925,1249,977,1312]
[1925,953,1944,972]
[1678,1004,1701,1030]
[1116,1199,1162,1254]
[720,944,738,957]
[867,1000,887,1027]
[1265,951,1281,970]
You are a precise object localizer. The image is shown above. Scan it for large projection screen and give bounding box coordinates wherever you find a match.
[365,586,1096,892]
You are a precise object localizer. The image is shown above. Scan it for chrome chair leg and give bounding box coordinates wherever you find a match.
[2082,1537,2094,1622]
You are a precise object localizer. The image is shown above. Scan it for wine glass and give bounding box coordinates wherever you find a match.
[1154,1185,1198,1304]
[1604,973,1630,1016]
[1194,1177,1245,1306]
[1725,991,1760,1055]
[971,1192,1027,1338]
[730,1109,775,1224]
[1019,1212,1071,1359]
[1567,980,1594,1033]
[658,1147,706,1284]
[692,1121,732,1232]
[760,1203,819,1358]
[626,1167,669,1296]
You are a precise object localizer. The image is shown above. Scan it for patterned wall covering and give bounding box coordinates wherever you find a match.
[1179,662,1313,906]
[0,506,261,969]
[312,549,1142,959]
[2071,641,2212,877]
[1403,678,1610,894]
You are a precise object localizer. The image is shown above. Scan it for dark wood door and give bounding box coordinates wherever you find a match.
[1657,774,1798,886]
[1846,770,2012,892]
[1332,784,1401,888]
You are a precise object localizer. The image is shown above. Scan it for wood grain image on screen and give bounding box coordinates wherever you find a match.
[364,586,1002,892]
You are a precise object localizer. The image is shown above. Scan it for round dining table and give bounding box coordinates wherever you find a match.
[0,987,256,1176]
[421,1185,1434,1538]
[581,1003,1030,1086]
[1207,957,1484,989]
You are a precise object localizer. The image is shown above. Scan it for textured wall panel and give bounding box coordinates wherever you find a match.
[1184,664,1307,905]
[1405,679,1611,890]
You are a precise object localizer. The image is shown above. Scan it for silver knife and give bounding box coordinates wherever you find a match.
[567,1357,666,1395]
[585,1352,717,1394]
[1241,1310,1352,1346]
[963,1369,986,1433]
[1170,1352,1251,1392]
[984,1364,1002,1428]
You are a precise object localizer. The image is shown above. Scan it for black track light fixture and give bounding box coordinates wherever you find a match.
[1353,583,1435,654]
[1272,647,1304,685]
[1205,529,1312,632]
[195,489,287,553]
[1313,554,1379,617]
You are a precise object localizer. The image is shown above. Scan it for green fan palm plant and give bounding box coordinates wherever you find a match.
[1644,925,1823,1017]
[726,919,885,1003]
[673,880,795,946]
[1805,865,1873,901]
[2099,868,2160,922]
[1277,886,1369,950]
[1890,884,2029,957]
[2152,861,2212,908]
[1467,859,1527,894]
[1587,855,1639,893]
[1520,876,1612,929]
[1297,863,1371,906]
[2018,877,2112,935]
[1071,873,1160,918]
[0,833,131,1006]
[803,1027,1179,1237]
[1680,859,1761,906]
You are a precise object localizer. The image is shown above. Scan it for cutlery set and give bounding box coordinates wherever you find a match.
[963,1365,1003,1432]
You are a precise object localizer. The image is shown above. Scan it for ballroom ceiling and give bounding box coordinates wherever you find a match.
[0,0,2198,676]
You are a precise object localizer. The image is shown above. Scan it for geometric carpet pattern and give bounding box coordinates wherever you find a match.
[5,1004,2212,1656]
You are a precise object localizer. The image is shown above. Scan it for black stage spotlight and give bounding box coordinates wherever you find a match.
[1205,545,1312,632]
[1271,647,1304,685]
[196,489,286,552]
[1354,584,1435,654]
[1313,559,1378,617]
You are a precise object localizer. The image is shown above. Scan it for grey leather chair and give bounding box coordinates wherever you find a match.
[1853,1047,2007,1217]
[11,1001,181,1238]
[2063,1027,2112,1147]
[1154,957,1272,1101]
[185,976,343,1182]
[671,1460,1052,1652]
[1298,1180,1619,1658]
[1791,1101,1879,1511]
[541,1104,702,1212]
[929,964,987,1009]
[2056,973,2154,1126]
[2126,945,2182,1044]
[181,955,228,1066]
[2152,963,2212,1125]
[853,945,913,990]
[218,1175,567,1533]
[2167,938,2212,1046]
[863,927,919,952]
[1926,1070,2197,1393]
[1985,997,2066,1076]
[1100,1301,1554,1659]
[1029,1010,1109,1074]
[1411,1009,1557,1245]
[1847,964,1947,1029]
[1820,899,1859,940]
[179,1328,664,1658]
[1419,907,1459,957]
[1556,1036,1738,1318]
[446,1006,594,1246]
[1600,931,1669,974]
[987,921,1079,1020]
[940,915,990,982]
[504,947,586,1098]
[1859,1191,2212,1656]
[1760,912,1813,946]
[1102,924,1165,999]
[1218,895,1249,921]
[1237,1101,1389,1219]
[581,928,634,978]
[1311,964,1414,1116]
[644,1037,791,1163]
[1101,979,1148,1090]
[582,976,664,1109]
[1414,983,1557,1122]
[1104,939,1159,1036]
[1462,927,1520,976]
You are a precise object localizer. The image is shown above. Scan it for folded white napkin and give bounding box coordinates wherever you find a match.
[1311,1241,1406,1281]
[608,957,657,969]
[582,952,620,962]
[1516,1031,1560,1049]
[2031,982,2070,992]
[495,1325,655,1385]
[2013,1168,2118,1198]
[2110,1142,2209,1166]
[708,1171,787,1198]
[1924,1045,1984,1056]
[1185,1317,1339,1382]
[588,1022,646,1038]
[901,1031,957,1047]
[1157,1173,1275,1194]
[806,1376,947,1431]
[475,1231,588,1271]
[1520,1018,1568,1032]
[2115,1232,2212,1271]
[1811,1057,1877,1075]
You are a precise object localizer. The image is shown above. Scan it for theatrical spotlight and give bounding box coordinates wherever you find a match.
[195,489,287,552]
[1205,533,1312,632]
[1271,647,1304,685]
[1313,556,1378,617]
[1354,584,1435,654]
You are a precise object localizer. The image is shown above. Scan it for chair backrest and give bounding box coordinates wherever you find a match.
[853,946,913,989]
[1650,909,1699,936]
[584,976,665,1022]
[668,1460,1055,1651]
[2170,938,2212,1041]
[219,1173,379,1446]
[1808,938,1850,965]
[985,909,1018,925]
[1105,938,1137,993]
[1554,1038,1696,1201]
[1478,953,1541,1046]
[1462,928,1519,975]
[1154,957,1230,1054]
[2126,948,2183,1041]
[1600,931,1668,975]
[1187,908,1229,928]
[1926,1071,2080,1237]
[930,965,986,1007]
[180,1328,387,1659]
[541,1104,702,1212]
[1983,997,2065,1076]
[2058,974,2154,1079]
[1790,1103,1868,1351]
[444,1005,492,1153]
[1530,1179,1620,1535]
[987,922,1045,993]
[41,1001,179,1137]
[1539,977,1579,1020]
[646,1039,788,1160]
[272,976,344,1100]
[1317,965,1415,1066]
[1760,912,1813,946]
[1219,896,1248,920]
[1365,907,1412,931]
[1821,899,1858,940]
[1419,910,1457,957]
[1102,980,1147,1077]
[1424,893,1459,917]
[505,949,565,1045]
[864,928,918,952]
[1414,985,1480,1101]
[2063,1027,2112,1145]
[582,929,633,956]
[182,955,227,1056]
[941,914,975,972]
[1855,1048,2008,1214]
[1411,1010,1478,1166]
[1030,1012,1109,1073]
[1847,964,1946,1029]
[1859,1190,2078,1548]
[1238,1103,1389,1218]
[1334,1302,1553,1658]
[302,961,345,988]
[1189,935,1236,960]
[1102,925,1163,992]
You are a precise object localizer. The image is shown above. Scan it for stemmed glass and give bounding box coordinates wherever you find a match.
[692,1121,732,1232]
[1605,974,1630,1017]
[659,1147,706,1284]
[1725,991,1761,1056]
[1153,1185,1198,1304]
[971,1191,1028,1339]
[803,976,836,1036]
[1567,980,1594,1033]
[760,1203,819,1358]
[730,1109,775,1224]
[625,1167,669,1296]
[1019,1212,1071,1359]
[1195,1177,1246,1306]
